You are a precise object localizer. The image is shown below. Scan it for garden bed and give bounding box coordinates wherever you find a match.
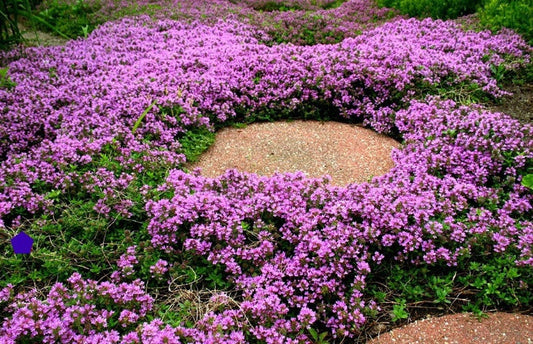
[0,0,532,343]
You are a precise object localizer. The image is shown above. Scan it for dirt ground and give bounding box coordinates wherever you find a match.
[18,22,69,47]
[489,82,533,124]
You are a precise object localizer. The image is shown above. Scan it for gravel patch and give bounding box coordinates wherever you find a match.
[187,120,401,186]
[368,312,533,344]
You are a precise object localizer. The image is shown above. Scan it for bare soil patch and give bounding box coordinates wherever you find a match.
[19,22,69,47]
[490,82,533,124]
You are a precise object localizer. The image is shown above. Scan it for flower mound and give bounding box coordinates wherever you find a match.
[145,100,532,342]
[0,274,153,343]
[0,16,529,224]
[0,6,532,344]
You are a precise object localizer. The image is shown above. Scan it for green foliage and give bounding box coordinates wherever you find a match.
[251,1,302,12]
[478,0,533,45]
[378,0,533,44]
[489,152,533,198]
[518,156,533,185]
[458,254,533,313]
[35,0,102,39]
[490,63,508,84]
[376,0,483,19]
[419,79,495,106]
[0,67,16,89]
[229,96,342,127]
[367,252,532,323]
[231,122,248,129]
[319,0,347,10]
[508,62,533,86]
[194,262,234,290]
[0,140,172,290]
[156,302,196,328]
[259,12,351,45]
[1,0,73,49]
[178,126,216,163]
[391,299,409,322]
[1,210,113,288]
[522,174,533,190]
[250,0,347,11]
[0,0,43,49]
[429,275,453,304]
[132,100,157,134]
[0,0,22,49]
[308,328,329,343]
[2,200,135,289]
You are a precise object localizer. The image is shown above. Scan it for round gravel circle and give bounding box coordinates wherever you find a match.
[187,120,401,186]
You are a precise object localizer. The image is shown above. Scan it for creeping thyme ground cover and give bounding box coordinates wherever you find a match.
[34,0,397,45]
[0,0,532,342]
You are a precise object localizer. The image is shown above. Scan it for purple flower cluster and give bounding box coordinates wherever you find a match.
[47,0,396,45]
[0,3,532,342]
[0,274,154,343]
[0,15,529,225]
[149,259,169,279]
[245,0,399,45]
[114,246,139,279]
[146,96,532,340]
[238,0,338,9]
[147,169,376,340]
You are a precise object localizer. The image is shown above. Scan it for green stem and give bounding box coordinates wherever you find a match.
[132,100,157,134]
